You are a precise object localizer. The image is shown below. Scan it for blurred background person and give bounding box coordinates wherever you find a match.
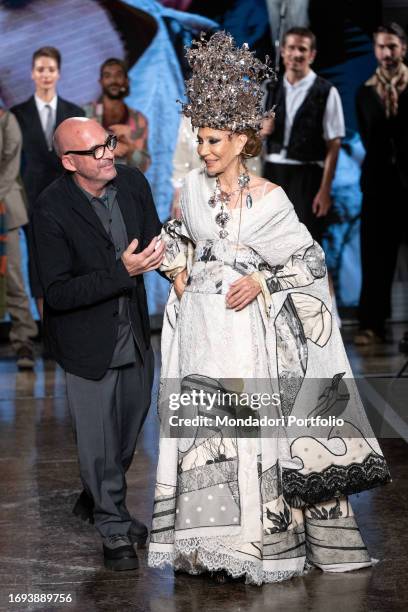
[354,23,408,346]
[84,58,150,173]
[170,114,202,218]
[11,46,84,318]
[262,27,344,244]
[0,106,38,369]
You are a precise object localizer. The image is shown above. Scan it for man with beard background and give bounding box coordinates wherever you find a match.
[354,23,408,345]
[84,58,150,173]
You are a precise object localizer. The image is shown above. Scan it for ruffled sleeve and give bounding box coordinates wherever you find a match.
[252,241,327,317]
[160,218,195,281]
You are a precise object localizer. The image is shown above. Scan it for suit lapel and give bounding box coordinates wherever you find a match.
[114,177,141,248]
[67,175,112,243]
[56,97,67,126]
[67,170,140,247]
[27,96,48,153]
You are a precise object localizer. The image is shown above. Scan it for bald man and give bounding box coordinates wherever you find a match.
[32,118,165,571]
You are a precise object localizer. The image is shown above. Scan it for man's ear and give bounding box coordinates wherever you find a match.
[61,154,76,172]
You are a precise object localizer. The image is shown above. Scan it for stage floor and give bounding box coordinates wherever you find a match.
[0,325,407,612]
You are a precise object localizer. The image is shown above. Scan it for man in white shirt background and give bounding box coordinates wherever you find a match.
[11,47,84,319]
[262,27,345,245]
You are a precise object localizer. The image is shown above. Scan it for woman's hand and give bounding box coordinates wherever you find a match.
[226,276,261,311]
[174,269,188,300]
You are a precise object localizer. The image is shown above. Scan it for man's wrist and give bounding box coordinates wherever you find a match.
[319,184,331,195]
[116,258,135,285]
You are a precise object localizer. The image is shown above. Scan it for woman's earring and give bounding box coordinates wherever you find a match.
[237,159,252,209]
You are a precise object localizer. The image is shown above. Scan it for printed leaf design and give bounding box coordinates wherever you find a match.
[266,502,291,534]
[307,505,328,520]
[307,499,343,520]
[328,498,342,519]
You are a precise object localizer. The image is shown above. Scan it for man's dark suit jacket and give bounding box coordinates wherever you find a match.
[356,84,408,194]
[31,165,162,380]
[11,95,85,207]
[11,95,85,297]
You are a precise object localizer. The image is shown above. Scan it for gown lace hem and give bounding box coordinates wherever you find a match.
[148,537,311,585]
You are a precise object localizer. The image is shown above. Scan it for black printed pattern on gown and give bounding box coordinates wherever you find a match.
[275,292,332,417]
[266,499,291,534]
[260,242,326,294]
[152,374,244,542]
[307,497,343,520]
[264,243,332,418]
[282,451,391,506]
[304,497,371,567]
[275,294,307,417]
[189,239,265,295]
[150,494,177,544]
[175,432,242,532]
[307,372,350,420]
[176,374,254,441]
[162,219,190,262]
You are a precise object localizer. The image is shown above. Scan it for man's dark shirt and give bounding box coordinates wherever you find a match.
[78,181,137,367]
[356,83,408,193]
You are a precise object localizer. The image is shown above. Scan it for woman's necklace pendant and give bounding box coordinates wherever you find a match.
[208,194,217,208]
[208,181,230,209]
[238,172,250,189]
[208,172,251,238]
[215,210,231,228]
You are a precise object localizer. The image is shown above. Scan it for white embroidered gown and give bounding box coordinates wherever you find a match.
[147,168,390,585]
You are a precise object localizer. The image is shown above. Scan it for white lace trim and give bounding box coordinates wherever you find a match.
[148,537,308,585]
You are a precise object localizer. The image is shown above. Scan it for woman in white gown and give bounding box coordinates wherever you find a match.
[148,32,390,585]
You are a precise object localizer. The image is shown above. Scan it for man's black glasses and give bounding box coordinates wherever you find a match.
[64,134,117,160]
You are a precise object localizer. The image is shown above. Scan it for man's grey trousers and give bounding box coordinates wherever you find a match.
[66,348,154,538]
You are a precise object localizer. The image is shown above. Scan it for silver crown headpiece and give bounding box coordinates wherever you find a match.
[181,31,275,133]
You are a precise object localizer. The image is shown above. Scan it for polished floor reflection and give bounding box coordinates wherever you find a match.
[0,326,407,612]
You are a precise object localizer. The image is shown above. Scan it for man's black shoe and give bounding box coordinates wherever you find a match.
[103,535,139,571]
[73,490,148,546]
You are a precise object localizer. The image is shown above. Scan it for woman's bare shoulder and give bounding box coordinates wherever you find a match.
[248,176,282,199]
[263,180,281,195]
